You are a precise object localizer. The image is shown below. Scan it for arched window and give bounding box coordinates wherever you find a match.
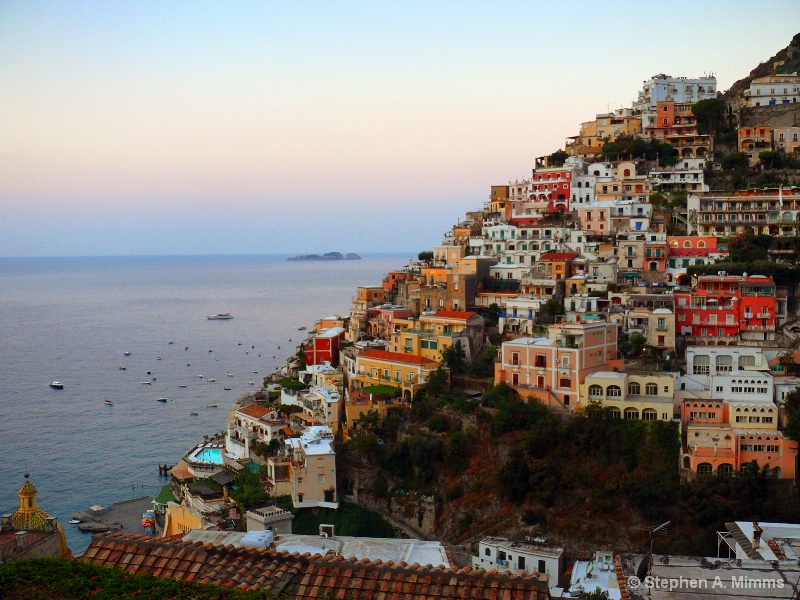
[588,385,603,398]
[670,240,679,247]
[697,240,706,248]
[623,168,631,177]
[717,464,734,476]
[607,408,621,419]
[645,383,658,395]
[607,385,622,398]
[642,408,657,421]
[716,355,732,373]
[649,262,658,271]
[683,240,692,248]
[628,382,641,395]
[697,463,713,475]
[624,408,640,420]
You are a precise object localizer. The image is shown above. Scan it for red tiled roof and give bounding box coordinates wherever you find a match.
[358,350,438,367]
[539,251,578,260]
[238,403,271,419]
[431,310,476,320]
[82,533,550,598]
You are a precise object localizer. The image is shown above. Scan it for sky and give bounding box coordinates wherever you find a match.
[1,1,798,257]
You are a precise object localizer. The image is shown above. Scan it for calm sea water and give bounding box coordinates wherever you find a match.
[0,254,407,553]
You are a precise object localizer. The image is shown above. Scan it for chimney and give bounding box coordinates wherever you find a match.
[1,514,12,531]
[320,524,335,538]
[15,531,28,550]
[45,516,58,533]
[753,521,763,549]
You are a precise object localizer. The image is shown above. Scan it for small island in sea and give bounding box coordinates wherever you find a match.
[287,252,361,261]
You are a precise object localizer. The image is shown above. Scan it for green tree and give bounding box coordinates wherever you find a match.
[545,298,565,319]
[758,150,784,169]
[425,367,450,396]
[547,149,569,167]
[484,303,500,327]
[691,97,728,136]
[784,388,800,443]
[418,250,434,262]
[441,341,467,375]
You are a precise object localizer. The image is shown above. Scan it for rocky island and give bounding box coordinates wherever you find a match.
[287,252,361,261]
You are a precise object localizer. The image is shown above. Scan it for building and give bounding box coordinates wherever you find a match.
[226,403,290,461]
[304,327,345,367]
[344,388,402,433]
[773,126,800,155]
[495,319,620,410]
[581,371,675,421]
[633,74,717,115]
[0,475,70,562]
[245,505,294,535]
[82,531,552,598]
[353,349,440,401]
[675,274,783,344]
[472,536,564,581]
[276,425,337,509]
[624,307,675,352]
[738,125,772,165]
[744,73,800,107]
[687,187,800,238]
[499,297,546,336]
[347,286,386,341]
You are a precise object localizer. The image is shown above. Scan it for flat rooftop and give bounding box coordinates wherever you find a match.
[182,531,450,567]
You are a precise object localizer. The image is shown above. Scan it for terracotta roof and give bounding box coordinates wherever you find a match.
[238,403,271,419]
[358,350,439,367]
[539,251,578,260]
[82,532,550,598]
[169,460,193,482]
[430,310,476,320]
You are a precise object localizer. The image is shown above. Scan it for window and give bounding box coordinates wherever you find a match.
[628,382,641,395]
[693,355,710,375]
[739,355,756,369]
[538,559,545,573]
[588,385,603,397]
[318,474,324,483]
[645,383,658,395]
[485,548,491,556]
[716,355,732,373]
[607,385,621,397]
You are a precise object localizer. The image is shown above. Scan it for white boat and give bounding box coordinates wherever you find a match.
[104,399,113,405]
[123,351,131,356]
[50,381,64,390]
[207,378,216,382]
[248,381,255,385]
[298,326,306,330]
[119,366,126,370]
[207,403,218,408]
[69,519,81,524]
[207,313,233,320]
[141,381,151,385]
[224,387,232,391]
[157,397,168,403]
[179,384,187,388]
[226,373,234,377]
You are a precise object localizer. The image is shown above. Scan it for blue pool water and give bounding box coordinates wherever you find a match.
[194,448,223,464]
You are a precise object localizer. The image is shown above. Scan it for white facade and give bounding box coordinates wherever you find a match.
[775,377,800,405]
[683,346,773,389]
[709,371,774,404]
[472,537,563,580]
[648,167,708,193]
[745,74,800,107]
[634,74,717,113]
[500,297,545,335]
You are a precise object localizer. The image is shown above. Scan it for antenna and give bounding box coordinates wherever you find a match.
[639,521,671,577]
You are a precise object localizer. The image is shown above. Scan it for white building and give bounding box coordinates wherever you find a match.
[709,371,774,404]
[565,550,620,599]
[744,73,800,107]
[472,537,564,581]
[683,346,776,389]
[283,425,337,509]
[633,74,717,113]
[500,297,545,335]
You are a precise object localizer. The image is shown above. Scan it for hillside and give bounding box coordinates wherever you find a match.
[725,32,800,99]
[341,383,800,560]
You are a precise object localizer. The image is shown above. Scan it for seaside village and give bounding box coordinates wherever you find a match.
[7,71,800,598]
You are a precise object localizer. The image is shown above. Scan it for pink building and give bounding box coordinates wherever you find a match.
[495,319,620,410]
[367,306,414,340]
[577,206,610,235]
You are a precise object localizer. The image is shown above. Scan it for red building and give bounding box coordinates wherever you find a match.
[304,327,346,367]
[530,168,572,213]
[675,274,781,343]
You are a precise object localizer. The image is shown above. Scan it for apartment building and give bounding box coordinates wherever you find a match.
[738,125,772,165]
[495,319,620,410]
[353,349,440,401]
[687,187,800,238]
[225,404,291,461]
[472,537,564,581]
[581,371,676,421]
[744,73,800,107]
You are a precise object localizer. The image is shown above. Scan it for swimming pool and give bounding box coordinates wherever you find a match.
[191,446,223,464]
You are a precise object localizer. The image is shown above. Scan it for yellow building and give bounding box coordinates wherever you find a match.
[2,475,70,560]
[391,310,484,362]
[580,371,675,421]
[354,349,441,401]
[344,388,402,433]
[567,111,642,156]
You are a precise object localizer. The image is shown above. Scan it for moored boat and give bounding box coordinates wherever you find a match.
[104,399,113,405]
[207,313,233,320]
[50,381,64,389]
[157,397,168,403]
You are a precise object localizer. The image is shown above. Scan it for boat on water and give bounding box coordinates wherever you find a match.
[157,397,168,403]
[226,373,234,377]
[224,387,232,391]
[190,412,199,416]
[168,341,174,345]
[207,378,216,382]
[207,403,218,408]
[247,381,255,385]
[124,351,131,356]
[104,399,113,405]
[207,313,233,320]
[298,326,306,330]
[119,366,126,370]
[179,384,187,388]
[68,519,81,524]
[50,381,64,389]
[141,381,152,385]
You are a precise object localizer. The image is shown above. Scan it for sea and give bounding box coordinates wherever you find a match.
[0,253,409,554]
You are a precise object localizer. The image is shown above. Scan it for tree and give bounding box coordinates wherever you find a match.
[758,150,784,169]
[484,303,500,327]
[784,388,800,443]
[579,588,611,600]
[691,98,728,136]
[441,341,467,375]
[547,150,569,167]
[545,298,565,320]
[418,250,434,263]
[425,367,450,397]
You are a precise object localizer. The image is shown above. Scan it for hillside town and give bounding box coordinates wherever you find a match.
[7,43,800,600]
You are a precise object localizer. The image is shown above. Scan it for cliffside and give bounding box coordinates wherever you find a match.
[724,32,800,100]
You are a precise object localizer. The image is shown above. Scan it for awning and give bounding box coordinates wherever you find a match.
[169,460,193,482]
